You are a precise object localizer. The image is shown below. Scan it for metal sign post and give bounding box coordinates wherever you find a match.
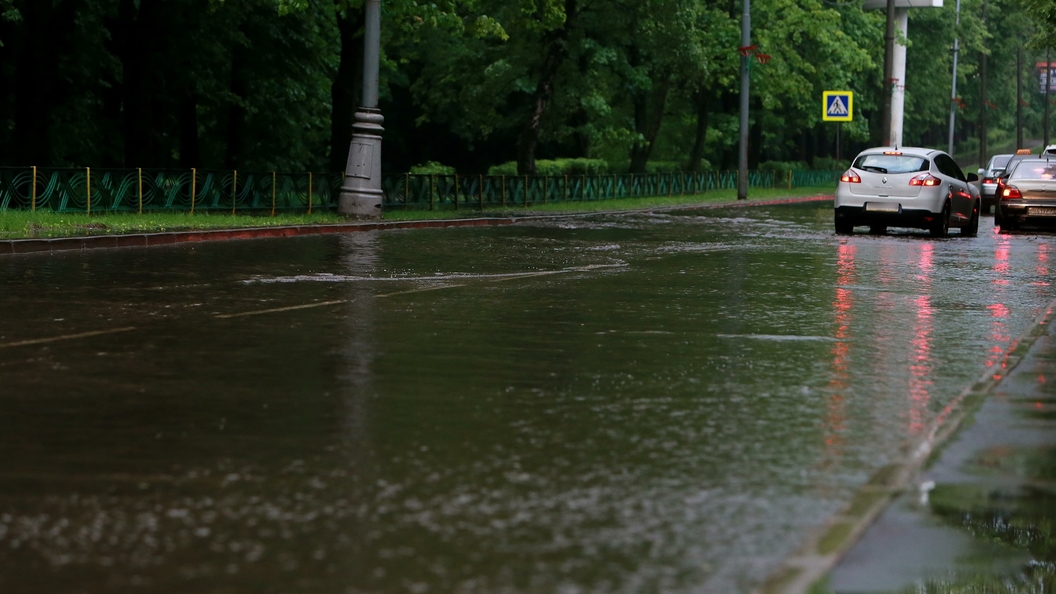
[824,91,853,163]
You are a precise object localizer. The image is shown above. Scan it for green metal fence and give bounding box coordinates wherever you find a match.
[0,167,840,214]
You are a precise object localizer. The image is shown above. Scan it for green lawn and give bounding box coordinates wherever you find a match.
[0,186,832,240]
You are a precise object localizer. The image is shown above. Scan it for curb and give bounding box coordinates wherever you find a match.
[754,296,1056,594]
[0,195,833,256]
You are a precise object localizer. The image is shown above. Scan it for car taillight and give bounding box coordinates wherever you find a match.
[909,173,940,186]
[1002,185,1022,199]
[840,170,861,183]
[983,177,995,184]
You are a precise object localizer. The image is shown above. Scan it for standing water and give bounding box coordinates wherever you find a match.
[0,202,1053,593]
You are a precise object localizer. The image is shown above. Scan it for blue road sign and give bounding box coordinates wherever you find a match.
[823,91,853,122]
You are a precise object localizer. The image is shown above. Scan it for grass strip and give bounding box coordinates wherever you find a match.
[0,186,832,240]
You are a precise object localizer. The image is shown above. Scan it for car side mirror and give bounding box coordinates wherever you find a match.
[977,168,985,176]
[967,172,979,182]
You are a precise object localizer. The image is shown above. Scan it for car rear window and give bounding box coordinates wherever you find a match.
[1003,157,1029,177]
[853,154,929,174]
[1010,162,1056,180]
[992,155,1012,169]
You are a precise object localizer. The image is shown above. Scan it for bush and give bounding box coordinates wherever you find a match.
[487,162,518,176]
[609,160,706,173]
[409,161,455,175]
[487,158,610,176]
[759,160,809,172]
[811,157,847,171]
[685,158,713,172]
[643,160,683,173]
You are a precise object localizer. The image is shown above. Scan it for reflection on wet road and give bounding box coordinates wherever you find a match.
[1,205,1055,593]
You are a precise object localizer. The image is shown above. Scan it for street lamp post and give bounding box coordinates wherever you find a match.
[947,0,961,154]
[737,0,751,201]
[339,0,384,218]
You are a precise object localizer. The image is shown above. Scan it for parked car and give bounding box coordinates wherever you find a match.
[835,147,980,237]
[977,153,1013,214]
[994,149,1035,203]
[995,157,1056,230]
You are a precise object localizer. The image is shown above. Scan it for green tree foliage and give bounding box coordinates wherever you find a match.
[0,0,1046,173]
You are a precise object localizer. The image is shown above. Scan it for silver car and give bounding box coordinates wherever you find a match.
[977,153,1012,213]
[995,157,1056,230]
[834,147,981,237]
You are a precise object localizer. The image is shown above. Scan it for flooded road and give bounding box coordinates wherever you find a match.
[1,202,1055,594]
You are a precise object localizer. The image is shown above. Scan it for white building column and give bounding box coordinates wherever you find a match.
[889,8,908,147]
[864,0,942,148]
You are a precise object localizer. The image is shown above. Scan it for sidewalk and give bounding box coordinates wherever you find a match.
[827,302,1056,592]
[755,298,1056,594]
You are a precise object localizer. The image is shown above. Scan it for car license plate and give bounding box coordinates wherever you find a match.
[1029,207,1056,216]
[865,203,900,213]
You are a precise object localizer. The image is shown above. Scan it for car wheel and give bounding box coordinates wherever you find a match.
[962,201,979,236]
[834,215,853,235]
[930,202,950,238]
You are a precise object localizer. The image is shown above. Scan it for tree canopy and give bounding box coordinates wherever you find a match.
[0,0,1048,174]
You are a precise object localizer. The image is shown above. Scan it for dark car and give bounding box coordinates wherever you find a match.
[995,157,1056,230]
[994,149,1035,206]
[977,153,1012,213]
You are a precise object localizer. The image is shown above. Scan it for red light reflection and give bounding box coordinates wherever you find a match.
[823,244,856,466]
[908,293,933,434]
[1034,243,1050,286]
[986,236,1013,379]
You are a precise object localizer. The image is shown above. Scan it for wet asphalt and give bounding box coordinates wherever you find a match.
[2,203,1056,593]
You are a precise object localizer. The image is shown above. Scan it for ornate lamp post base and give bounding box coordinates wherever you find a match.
[338,108,385,218]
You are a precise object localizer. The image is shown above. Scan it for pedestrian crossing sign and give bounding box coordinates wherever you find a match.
[823,91,853,122]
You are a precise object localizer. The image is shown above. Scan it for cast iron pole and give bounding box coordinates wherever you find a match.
[978,0,987,168]
[1046,48,1051,147]
[338,0,384,218]
[1017,46,1023,149]
[947,0,961,154]
[881,0,896,145]
[737,0,751,200]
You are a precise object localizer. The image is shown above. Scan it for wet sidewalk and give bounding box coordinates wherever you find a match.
[826,301,1056,592]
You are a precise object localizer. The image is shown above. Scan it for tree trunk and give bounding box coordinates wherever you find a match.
[570,107,590,158]
[517,0,577,175]
[687,87,710,172]
[748,102,762,168]
[120,0,160,167]
[13,0,63,165]
[225,35,247,170]
[179,96,200,168]
[330,1,364,173]
[629,76,671,174]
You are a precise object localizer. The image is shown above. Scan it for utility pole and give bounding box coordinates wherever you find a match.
[881,0,896,145]
[1017,46,1023,149]
[947,0,961,154]
[1046,48,1051,147]
[737,0,751,200]
[338,0,384,218]
[978,0,987,168]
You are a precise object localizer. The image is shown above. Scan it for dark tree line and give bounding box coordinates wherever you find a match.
[0,0,1048,175]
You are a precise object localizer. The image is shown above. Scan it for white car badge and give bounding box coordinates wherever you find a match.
[882,176,888,184]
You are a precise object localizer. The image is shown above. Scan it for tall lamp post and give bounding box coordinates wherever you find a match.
[339,0,384,218]
[947,0,961,154]
[736,0,752,201]
[735,9,769,200]
[866,0,943,147]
